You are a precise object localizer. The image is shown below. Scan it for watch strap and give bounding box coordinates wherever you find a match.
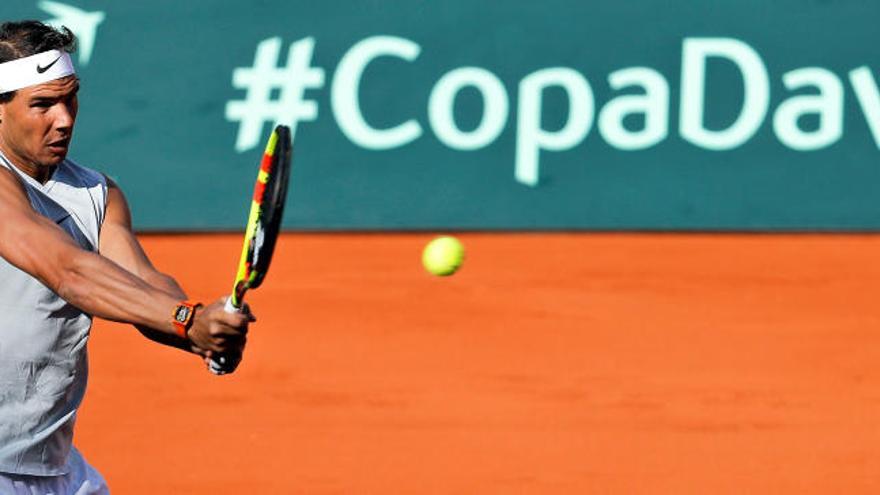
[172,301,201,338]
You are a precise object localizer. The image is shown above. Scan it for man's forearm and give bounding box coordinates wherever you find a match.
[135,325,194,352]
[55,248,183,335]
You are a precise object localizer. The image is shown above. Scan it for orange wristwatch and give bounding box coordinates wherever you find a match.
[172,301,201,338]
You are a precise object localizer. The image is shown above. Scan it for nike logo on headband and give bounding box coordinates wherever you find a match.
[36,57,62,74]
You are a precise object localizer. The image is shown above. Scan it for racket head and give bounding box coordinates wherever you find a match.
[230,124,292,307]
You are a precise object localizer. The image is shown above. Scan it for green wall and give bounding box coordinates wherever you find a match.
[5,0,880,230]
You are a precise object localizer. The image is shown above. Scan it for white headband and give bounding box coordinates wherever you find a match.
[0,50,76,93]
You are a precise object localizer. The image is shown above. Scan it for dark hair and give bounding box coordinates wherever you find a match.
[0,20,77,103]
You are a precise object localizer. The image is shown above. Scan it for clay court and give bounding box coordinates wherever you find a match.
[78,233,880,493]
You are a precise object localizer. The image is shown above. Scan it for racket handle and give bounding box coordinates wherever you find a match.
[223,297,238,314]
[207,296,243,375]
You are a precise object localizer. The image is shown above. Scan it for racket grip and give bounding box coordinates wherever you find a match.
[207,296,242,375]
[223,297,238,314]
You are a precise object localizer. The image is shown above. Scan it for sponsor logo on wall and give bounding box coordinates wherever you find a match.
[226,36,880,187]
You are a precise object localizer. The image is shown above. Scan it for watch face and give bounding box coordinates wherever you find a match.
[175,306,191,323]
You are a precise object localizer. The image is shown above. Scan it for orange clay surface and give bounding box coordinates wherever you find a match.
[77,233,880,494]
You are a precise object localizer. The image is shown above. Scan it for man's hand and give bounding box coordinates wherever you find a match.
[187,298,254,358]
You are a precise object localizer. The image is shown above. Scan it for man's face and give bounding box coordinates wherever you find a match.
[0,75,79,169]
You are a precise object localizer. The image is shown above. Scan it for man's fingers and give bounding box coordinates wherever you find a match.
[204,324,247,352]
[190,298,253,369]
[215,312,251,333]
[241,303,257,323]
[210,322,249,339]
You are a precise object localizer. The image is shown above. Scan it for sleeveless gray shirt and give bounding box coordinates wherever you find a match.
[0,153,107,476]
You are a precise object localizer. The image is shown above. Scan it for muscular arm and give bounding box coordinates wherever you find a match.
[0,168,250,356]
[99,181,186,297]
[98,178,194,352]
[0,168,183,334]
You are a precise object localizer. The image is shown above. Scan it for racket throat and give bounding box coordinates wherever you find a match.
[231,280,249,309]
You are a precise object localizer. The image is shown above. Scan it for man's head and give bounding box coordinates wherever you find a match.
[0,21,78,171]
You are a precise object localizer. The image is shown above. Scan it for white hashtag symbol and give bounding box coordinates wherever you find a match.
[225,37,325,152]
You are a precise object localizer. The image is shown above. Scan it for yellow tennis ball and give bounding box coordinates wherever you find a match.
[422,236,465,276]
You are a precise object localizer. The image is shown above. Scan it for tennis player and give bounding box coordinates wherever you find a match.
[0,20,253,494]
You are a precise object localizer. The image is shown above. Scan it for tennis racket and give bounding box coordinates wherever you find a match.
[209,124,293,375]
